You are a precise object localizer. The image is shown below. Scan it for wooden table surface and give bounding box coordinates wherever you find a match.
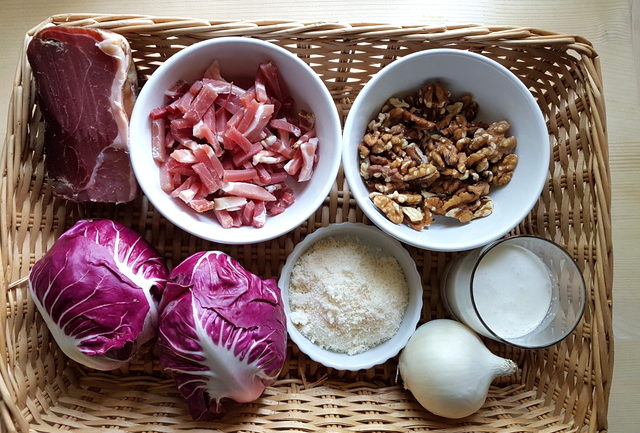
[1,1,638,432]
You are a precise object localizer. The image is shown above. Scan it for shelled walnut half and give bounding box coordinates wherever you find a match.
[358,82,518,230]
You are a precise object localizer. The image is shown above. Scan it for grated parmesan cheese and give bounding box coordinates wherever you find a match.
[288,236,409,355]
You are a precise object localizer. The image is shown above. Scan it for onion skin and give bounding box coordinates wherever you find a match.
[399,319,517,419]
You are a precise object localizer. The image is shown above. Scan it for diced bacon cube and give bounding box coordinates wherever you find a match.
[192,162,221,194]
[159,163,172,193]
[192,144,224,178]
[258,61,288,102]
[227,109,244,131]
[188,199,215,213]
[236,99,260,133]
[284,148,303,176]
[150,106,169,119]
[170,149,197,164]
[213,209,233,229]
[298,137,318,182]
[270,136,294,159]
[193,120,216,145]
[252,201,266,228]
[168,166,196,177]
[266,171,288,185]
[215,106,229,134]
[280,188,295,207]
[224,125,254,153]
[255,75,268,103]
[255,164,271,184]
[270,118,301,137]
[177,180,201,203]
[242,200,256,225]
[184,83,218,124]
[266,202,286,216]
[151,117,167,162]
[170,126,192,145]
[223,169,258,182]
[196,182,211,199]
[171,118,194,130]
[214,196,247,211]
[171,90,195,114]
[203,105,216,129]
[189,80,204,95]
[165,131,176,149]
[266,187,295,216]
[171,177,194,198]
[230,210,243,227]
[202,79,245,97]
[221,182,276,202]
[239,87,257,107]
[232,143,263,167]
[221,94,243,114]
[244,104,275,142]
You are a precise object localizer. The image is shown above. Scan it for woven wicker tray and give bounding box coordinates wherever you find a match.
[0,14,613,433]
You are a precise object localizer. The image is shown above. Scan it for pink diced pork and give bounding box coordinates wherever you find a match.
[213,196,247,211]
[151,117,167,162]
[184,83,218,124]
[213,209,233,228]
[170,149,197,164]
[150,60,319,228]
[252,201,266,228]
[189,199,215,212]
[270,118,301,137]
[221,182,276,202]
[298,137,318,182]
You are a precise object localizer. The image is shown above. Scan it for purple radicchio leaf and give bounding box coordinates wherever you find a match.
[28,219,168,370]
[157,251,287,420]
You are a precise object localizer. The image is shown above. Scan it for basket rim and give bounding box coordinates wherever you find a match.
[0,13,612,433]
[25,13,599,57]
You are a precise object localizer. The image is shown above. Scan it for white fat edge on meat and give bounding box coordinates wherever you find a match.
[95,31,138,196]
[95,31,131,150]
[163,251,278,408]
[27,252,131,371]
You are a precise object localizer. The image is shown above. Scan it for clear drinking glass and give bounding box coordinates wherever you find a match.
[441,236,586,348]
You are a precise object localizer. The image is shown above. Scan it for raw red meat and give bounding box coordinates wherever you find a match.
[27,26,138,202]
[150,60,318,228]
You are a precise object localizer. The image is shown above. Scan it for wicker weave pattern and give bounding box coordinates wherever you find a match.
[0,14,612,433]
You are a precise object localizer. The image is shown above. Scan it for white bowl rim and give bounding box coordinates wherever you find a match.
[129,37,342,245]
[342,48,550,252]
[278,222,423,370]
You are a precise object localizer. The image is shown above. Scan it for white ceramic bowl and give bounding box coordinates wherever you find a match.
[342,49,549,252]
[278,223,423,370]
[130,37,341,244]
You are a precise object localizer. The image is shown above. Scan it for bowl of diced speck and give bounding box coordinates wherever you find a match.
[278,222,423,370]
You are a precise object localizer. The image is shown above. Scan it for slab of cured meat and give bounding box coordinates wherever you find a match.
[27,26,139,203]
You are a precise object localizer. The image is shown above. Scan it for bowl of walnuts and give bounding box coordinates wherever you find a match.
[342,48,549,252]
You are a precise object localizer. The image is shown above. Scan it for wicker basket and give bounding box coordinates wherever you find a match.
[0,14,613,433]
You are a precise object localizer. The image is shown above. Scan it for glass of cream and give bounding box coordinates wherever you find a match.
[441,236,586,348]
